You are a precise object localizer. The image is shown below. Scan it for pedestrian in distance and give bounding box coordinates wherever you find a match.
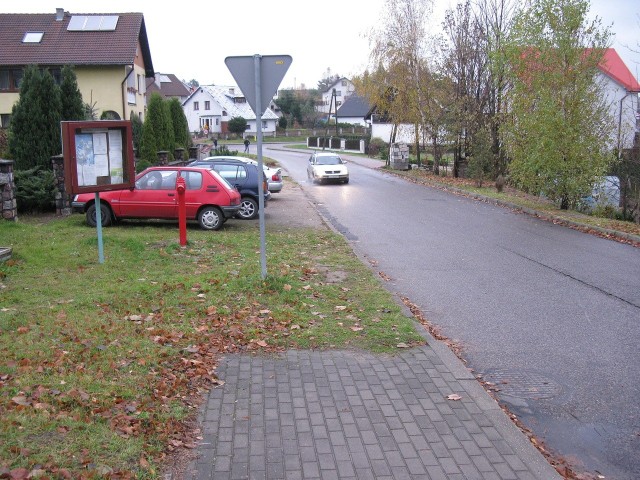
[213,138,218,149]
[244,138,250,153]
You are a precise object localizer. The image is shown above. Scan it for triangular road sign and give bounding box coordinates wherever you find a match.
[225,55,292,115]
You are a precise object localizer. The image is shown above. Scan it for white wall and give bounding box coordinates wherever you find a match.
[183,90,222,133]
[371,123,417,144]
[598,72,639,150]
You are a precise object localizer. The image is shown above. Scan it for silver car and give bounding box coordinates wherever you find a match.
[307,152,349,184]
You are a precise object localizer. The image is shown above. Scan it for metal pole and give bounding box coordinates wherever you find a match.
[94,192,104,264]
[254,54,267,279]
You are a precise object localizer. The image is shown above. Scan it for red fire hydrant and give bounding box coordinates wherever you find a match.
[176,176,187,246]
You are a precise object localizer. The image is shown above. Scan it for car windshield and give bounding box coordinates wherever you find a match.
[316,156,341,165]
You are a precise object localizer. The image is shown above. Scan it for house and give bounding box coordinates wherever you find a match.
[335,94,371,126]
[597,48,640,150]
[145,73,190,103]
[0,8,154,128]
[317,77,355,114]
[182,85,279,137]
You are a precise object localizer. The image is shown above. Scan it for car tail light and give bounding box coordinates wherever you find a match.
[271,173,281,181]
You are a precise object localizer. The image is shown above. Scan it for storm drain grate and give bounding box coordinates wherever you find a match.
[482,369,563,399]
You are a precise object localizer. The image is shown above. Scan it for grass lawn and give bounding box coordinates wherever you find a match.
[0,214,424,477]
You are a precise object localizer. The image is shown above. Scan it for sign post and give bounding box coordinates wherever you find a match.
[225,54,292,279]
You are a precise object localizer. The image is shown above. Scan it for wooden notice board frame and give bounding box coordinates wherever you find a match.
[62,120,135,195]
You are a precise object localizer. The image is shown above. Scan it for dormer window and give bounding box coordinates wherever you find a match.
[22,32,44,43]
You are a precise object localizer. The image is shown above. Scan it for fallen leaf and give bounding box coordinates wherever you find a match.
[335,306,347,311]
[256,340,267,347]
[397,343,410,348]
[283,284,292,291]
[447,394,462,401]
[350,326,364,332]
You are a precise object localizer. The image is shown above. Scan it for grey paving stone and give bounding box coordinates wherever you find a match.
[186,347,561,480]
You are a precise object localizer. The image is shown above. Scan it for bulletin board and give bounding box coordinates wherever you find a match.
[62,120,135,194]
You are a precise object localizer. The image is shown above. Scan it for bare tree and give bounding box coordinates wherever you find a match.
[475,0,517,176]
[442,0,491,177]
[361,0,435,163]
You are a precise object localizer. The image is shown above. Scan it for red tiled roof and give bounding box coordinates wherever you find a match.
[598,48,640,92]
[0,11,153,76]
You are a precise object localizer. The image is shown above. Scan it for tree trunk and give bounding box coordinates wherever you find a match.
[414,124,421,168]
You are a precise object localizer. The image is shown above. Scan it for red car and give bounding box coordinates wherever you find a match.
[72,166,241,230]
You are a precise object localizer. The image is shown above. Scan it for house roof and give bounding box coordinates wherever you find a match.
[336,95,371,118]
[599,48,640,93]
[146,73,190,98]
[191,85,279,121]
[0,10,154,76]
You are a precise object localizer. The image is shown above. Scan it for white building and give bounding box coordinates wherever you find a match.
[182,85,279,137]
[597,48,640,150]
[317,77,356,114]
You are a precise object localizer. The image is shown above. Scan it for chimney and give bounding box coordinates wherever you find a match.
[55,8,64,21]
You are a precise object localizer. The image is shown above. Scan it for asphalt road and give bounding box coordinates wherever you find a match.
[265,145,640,480]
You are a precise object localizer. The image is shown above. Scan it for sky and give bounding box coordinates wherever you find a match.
[3,0,639,90]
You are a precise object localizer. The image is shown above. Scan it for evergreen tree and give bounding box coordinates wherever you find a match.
[161,98,176,156]
[8,65,62,170]
[60,65,84,121]
[168,97,189,150]
[139,114,158,166]
[129,111,143,155]
[140,93,172,164]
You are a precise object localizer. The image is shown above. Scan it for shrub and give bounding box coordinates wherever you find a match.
[14,167,56,213]
[367,138,387,158]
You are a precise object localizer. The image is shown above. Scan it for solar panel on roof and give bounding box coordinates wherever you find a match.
[67,15,119,31]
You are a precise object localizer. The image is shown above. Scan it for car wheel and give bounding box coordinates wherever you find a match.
[236,197,258,220]
[343,178,349,184]
[86,202,112,227]
[198,206,224,230]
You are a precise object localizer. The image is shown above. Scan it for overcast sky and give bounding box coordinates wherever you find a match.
[4,0,639,90]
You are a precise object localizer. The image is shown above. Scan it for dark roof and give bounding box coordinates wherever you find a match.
[146,73,190,98]
[336,95,370,118]
[0,11,154,76]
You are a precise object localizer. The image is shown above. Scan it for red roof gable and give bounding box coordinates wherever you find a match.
[0,11,154,76]
[598,48,640,92]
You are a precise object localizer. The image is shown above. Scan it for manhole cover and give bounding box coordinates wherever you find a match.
[482,369,562,399]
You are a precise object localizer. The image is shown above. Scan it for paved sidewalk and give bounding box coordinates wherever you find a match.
[183,339,561,479]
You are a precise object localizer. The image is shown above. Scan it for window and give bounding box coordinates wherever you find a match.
[137,74,144,93]
[342,80,347,86]
[194,102,199,111]
[212,165,246,181]
[336,90,342,97]
[262,121,267,129]
[0,69,25,91]
[22,32,44,43]
[204,101,210,110]
[182,171,202,190]
[0,70,9,90]
[222,110,227,117]
[216,118,219,125]
[0,114,12,128]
